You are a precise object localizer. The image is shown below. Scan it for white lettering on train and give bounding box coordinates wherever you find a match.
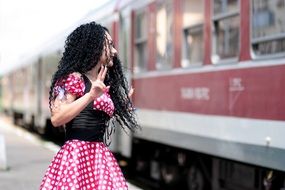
[181,87,210,100]
[229,77,245,92]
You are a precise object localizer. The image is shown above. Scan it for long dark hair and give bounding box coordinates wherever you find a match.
[49,22,139,132]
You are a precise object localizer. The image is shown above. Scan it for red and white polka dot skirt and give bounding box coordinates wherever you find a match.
[40,140,128,190]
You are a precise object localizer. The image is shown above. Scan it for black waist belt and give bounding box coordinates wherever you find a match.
[65,124,106,142]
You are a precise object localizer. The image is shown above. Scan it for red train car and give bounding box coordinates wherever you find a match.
[105,0,285,189]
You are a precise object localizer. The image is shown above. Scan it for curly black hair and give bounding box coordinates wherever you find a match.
[49,22,139,132]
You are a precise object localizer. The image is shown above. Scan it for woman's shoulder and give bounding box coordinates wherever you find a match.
[64,72,85,84]
[54,72,85,98]
[67,72,83,79]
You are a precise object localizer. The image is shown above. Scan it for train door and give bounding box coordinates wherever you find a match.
[117,11,133,159]
[1,74,13,115]
[35,57,43,129]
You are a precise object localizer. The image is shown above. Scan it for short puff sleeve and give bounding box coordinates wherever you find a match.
[53,73,85,98]
[93,89,114,117]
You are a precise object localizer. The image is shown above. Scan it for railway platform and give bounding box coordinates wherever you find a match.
[0,116,143,190]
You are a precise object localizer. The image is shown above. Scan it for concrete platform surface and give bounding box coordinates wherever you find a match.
[0,117,143,190]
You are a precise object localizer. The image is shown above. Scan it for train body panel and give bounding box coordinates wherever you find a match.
[5,65,37,126]
[135,111,285,170]
[1,74,13,114]
[37,53,61,129]
[133,62,285,120]
[23,63,38,126]
[118,0,285,189]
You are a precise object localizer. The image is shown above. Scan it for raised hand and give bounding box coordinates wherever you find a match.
[88,66,109,99]
[128,87,134,98]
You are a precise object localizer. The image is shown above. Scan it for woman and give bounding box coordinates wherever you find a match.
[40,22,139,190]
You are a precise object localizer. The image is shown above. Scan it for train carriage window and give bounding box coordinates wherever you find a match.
[156,0,173,70]
[212,0,240,63]
[134,10,148,73]
[214,0,239,14]
[119,14,131,70]
[251,0,285,57]
[182,0,204,67]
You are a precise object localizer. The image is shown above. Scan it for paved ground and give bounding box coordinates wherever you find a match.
[0,116,142,190]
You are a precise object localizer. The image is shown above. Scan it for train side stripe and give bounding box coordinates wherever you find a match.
[136,109,285,150]
[133,58,285,79]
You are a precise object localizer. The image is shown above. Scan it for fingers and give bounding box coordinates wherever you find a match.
[97,65,103,80]
[92,80,109,91]
[101,66,108,81]
[97,65,108,81]
[94,80,106,89]
[128,87,134,98]
[104,86,110,93]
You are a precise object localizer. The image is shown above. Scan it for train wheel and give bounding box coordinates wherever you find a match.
[160,163,180,188]
[186,164,204,190]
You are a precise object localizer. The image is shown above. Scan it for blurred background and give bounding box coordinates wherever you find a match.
[0,0,107,74]
[0,0,285,190]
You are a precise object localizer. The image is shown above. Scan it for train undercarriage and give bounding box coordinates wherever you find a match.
[129,138,285,190]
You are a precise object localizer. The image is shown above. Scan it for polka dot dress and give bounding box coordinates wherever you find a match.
[42,73,125,189]
[54,73,114,117]
[93,90,114,117]
[64,75,86,97]
[53,73,85,98]
[40,140,128,190]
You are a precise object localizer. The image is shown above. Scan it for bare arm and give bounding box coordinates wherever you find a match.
[51,66,108,127]
[51,92,94,127]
